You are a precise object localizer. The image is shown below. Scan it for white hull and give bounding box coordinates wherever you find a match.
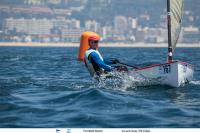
[128,60,194,87]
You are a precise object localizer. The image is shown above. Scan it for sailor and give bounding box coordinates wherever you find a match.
[84,36,120,77]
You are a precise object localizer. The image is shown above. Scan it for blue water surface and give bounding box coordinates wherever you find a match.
[0,46,200,128]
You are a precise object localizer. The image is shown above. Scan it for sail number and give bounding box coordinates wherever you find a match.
[163,64,171,74]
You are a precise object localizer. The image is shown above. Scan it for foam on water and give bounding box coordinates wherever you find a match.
[95,70,196,91]
[94,71,154,91]
[190,80,200,85]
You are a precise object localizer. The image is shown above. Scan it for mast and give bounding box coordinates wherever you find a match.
[167,0,173,62]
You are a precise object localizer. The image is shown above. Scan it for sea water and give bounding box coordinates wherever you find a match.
[0,46,200,127]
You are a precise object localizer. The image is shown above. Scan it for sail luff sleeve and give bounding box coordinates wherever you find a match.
[170,0,184,50]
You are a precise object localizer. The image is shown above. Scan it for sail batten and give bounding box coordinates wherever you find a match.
[170,0,184,50]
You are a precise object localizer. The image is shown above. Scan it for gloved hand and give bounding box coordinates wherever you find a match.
[111,59,120,64]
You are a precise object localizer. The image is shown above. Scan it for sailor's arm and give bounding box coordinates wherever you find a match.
[90,52,112,72]
[104,59,113,65]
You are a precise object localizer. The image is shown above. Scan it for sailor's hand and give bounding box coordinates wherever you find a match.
[113,66,128,72]
[111,59,120,64]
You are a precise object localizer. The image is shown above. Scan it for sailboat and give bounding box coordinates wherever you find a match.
[127,0,194,87]
[78,0,194,87]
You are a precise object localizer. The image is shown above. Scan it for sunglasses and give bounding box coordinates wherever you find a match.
[90,41,99,44]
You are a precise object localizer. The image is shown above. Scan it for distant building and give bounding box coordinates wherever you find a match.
[70,19,81,29]
[63,0,86,7]
[138,13,150,27]
[102,26,113,41]
[1,1,199,44]
[182,26,199,43]
[52,18,80,29]
[144,28,167,43]
[128,17,138,29]
[5,18,53,35]
[135,28,146,42]
[52,19,69,28]
[25,0,61,5]
[24,0,44,5]
[160,14,166,28]
[85,20,100,33]
[48,0,61,4]
[114,16,128,36]
[4,18,83,42]
[61,28,84,42]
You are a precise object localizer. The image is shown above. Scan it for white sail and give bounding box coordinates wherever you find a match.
[170,0,184,50]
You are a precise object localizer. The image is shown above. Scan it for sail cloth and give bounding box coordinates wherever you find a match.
[170,0,184,50]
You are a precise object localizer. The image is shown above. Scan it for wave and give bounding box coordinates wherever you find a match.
[190,80,200,85]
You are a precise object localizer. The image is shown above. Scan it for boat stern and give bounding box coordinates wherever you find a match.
[177,61,194,87]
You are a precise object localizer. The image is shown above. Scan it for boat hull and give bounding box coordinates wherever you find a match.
[128,61,194,87]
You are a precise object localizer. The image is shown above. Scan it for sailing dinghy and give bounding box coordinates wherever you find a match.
[78,0,194,87]
[127,0,194,87]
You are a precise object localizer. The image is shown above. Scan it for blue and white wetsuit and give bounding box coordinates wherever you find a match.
[84,48,113,76]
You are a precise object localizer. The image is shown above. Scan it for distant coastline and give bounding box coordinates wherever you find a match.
[0,42,200,48]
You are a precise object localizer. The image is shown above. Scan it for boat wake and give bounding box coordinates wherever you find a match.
[95,71,163,91]
[95,71,196,91]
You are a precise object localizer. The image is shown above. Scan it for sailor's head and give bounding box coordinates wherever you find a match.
[88,36,99,49]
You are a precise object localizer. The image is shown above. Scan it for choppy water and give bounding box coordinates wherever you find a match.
[0,46,200,128]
